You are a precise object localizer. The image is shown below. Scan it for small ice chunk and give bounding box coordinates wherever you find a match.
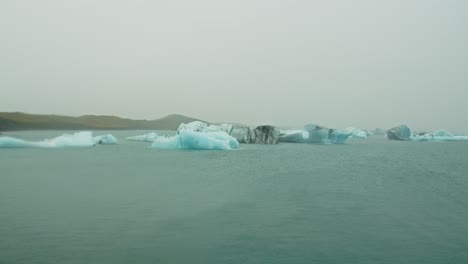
[126,132,159,142]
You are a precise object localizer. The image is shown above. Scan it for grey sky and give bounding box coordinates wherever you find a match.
[1,0,467,131]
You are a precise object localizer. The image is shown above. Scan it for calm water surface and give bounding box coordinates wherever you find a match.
[1,131,468,264]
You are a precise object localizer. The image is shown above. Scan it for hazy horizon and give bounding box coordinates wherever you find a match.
[1,1,467,132]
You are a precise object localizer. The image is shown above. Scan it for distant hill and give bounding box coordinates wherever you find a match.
[151,114,203,130]
[0,112,204,131]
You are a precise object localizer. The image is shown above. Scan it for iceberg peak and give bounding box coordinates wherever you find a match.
[151,121,239,150]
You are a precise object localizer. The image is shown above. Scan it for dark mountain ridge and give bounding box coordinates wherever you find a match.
[0,112,203,131]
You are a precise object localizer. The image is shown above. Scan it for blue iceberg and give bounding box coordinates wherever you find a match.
[328,129,353,144]
[304,124,330,143]
[150,121,240,150]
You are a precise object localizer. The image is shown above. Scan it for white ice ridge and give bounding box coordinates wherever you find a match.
[412,129,468,142]
[387,125,468,142]
[279,125,369,144]
[0,132,118,148]
[177,121,233,134]
[151,121,239,150]
[125,132,159,142]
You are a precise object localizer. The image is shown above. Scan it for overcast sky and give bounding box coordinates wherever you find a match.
[1,0,467,131]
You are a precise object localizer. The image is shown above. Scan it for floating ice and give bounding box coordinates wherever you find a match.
[125,132,159,142]
[432,129,454,137]
[328,129,353,144]
[0,132,118,148]
[178,121,280,144]
[176,121,280,145]
[94,134,118,145]
[387,125,468,142]
[387,125,413,141]
[0,137,39,148]
[412,129,468,142]
[280,124,355,144]
[218,124,234,134]
[279,129,308,143]
[253,125,280,144]
[152,130,239,150]
[230,126,256,143]
[343,127,368,139]
[304,124,331,144]
[151,121,239,150]
[178,121,221,133]
[150,135,182,149]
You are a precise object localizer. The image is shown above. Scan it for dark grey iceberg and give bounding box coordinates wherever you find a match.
[254,125,280,144]
[387,125,412,140]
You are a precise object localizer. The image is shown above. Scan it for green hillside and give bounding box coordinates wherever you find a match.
[0,112,203,131]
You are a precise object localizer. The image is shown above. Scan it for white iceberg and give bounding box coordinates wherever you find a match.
[181,121,283,144]
[125,132,159,142]
[280,125,355,144]
[175,121,280,145]
[412,129,468,142]
[230,126,256,143]
[0,137,42,148]
[342,127,368,139]
[279,129,308,143]
[94,134,118,145]
[387,125,468,142]
[178,121,221,133]
[0,132,118,148]
[151,121,239,150]
[218,124,234,134]
[150,135,182,149]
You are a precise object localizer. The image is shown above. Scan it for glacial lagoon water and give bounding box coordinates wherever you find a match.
[1,130,468,264]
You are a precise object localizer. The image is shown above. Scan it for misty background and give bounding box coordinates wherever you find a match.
[1,0,467,131]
